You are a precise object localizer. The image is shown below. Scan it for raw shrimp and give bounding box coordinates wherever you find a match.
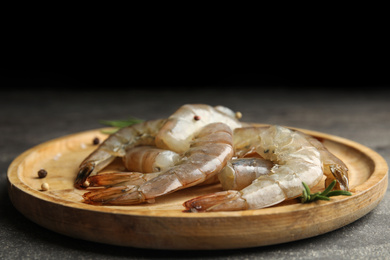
[87,146,180,188]
[232,126,269,158]
[75,104,244,188]
[75,119,166,188]
[123,146,180,173]
[233,126,348,189]
[155,104,247,153]
[83,122,234,205]
[224,126,349,192]
[218,158,274,191]
[184,125,329,212]
[215,126,274,191]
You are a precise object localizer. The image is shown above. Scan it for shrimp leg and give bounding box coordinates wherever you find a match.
[83,122,234,205]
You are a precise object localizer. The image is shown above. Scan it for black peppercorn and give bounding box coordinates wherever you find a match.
[38,169,47,178]
[93,137,100,145]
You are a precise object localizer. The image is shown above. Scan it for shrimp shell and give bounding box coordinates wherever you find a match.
[87,172,161,187]
[232,126,268,158]
[123,146,180,173]
[218,158,274,191]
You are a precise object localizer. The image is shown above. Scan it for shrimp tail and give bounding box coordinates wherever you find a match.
[183,190,248,212]
[75,162,95,189]
[328,164,349,191]
[83,185,148,205]
[300,132,349,191]
[87,172,151,187]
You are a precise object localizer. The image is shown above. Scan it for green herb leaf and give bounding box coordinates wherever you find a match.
[301,187,308,203]
[99,117,143,128]
[99,117,144,134]
[321,180,336,196]
[326,190,353,197]
[302,182,311,198]
[100,128,121,135]
[314,195,331,201]
[299,180,352,203]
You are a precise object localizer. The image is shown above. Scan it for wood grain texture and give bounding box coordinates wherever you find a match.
[7,126,388,250]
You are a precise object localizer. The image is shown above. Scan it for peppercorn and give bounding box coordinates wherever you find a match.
[83,180,90,187]
[38,169,48,178]
[93,137,100,145]
[235,111,242,119]
[194,115,201,121]
[41,183,49,191]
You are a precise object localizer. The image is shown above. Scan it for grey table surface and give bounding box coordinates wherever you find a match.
[1,86,389,259]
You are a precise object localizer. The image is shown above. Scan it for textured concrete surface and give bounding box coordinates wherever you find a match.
[1,79,389,259]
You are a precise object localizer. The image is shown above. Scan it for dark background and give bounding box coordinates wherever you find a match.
[2,69,390,89]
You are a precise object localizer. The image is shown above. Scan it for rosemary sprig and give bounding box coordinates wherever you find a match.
[299,180,352,203]
[99,117,144,134]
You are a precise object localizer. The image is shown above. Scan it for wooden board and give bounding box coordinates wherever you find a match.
[7,126,388,250]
